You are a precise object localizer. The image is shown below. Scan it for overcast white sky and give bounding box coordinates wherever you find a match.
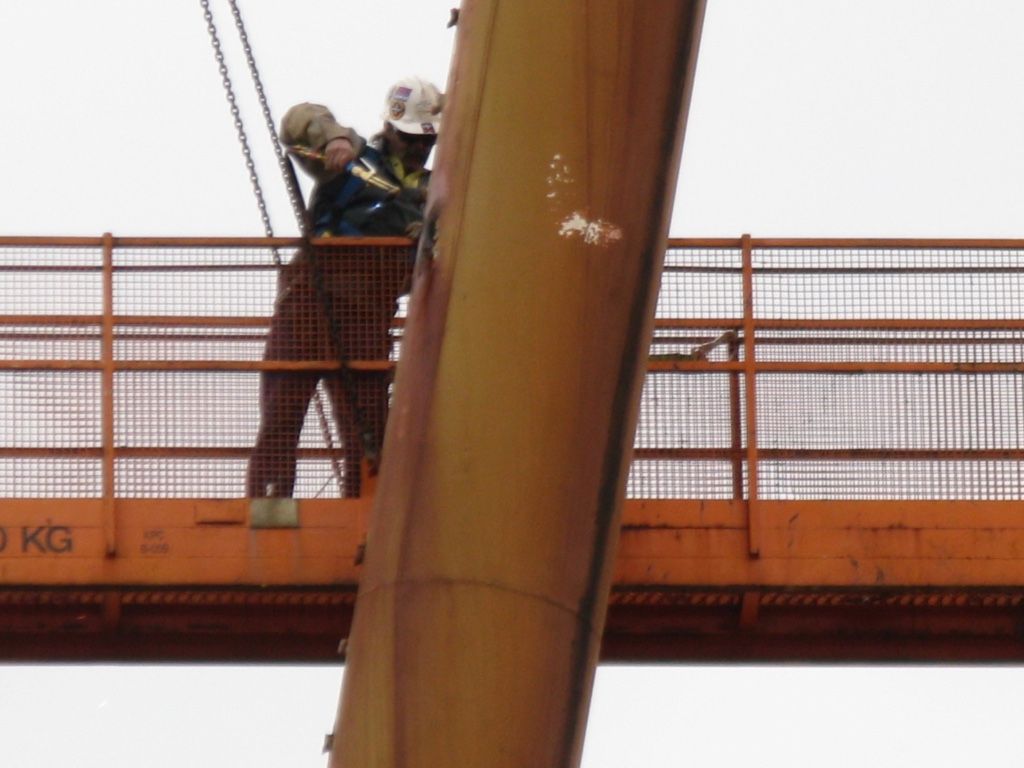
[3,1,1024,766]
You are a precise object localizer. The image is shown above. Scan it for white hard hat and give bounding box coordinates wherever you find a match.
[382,76,443,135]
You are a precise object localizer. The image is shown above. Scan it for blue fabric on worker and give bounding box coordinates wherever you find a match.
[309,143,426,237]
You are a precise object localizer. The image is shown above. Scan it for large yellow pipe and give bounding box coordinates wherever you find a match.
[329,1,705,765]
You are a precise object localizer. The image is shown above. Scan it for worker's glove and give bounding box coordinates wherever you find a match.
[323,137,356,173]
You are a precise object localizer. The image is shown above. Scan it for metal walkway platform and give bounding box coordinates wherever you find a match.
[2,235,1023,661]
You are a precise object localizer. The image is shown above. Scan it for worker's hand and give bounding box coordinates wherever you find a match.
[323,137,356,173]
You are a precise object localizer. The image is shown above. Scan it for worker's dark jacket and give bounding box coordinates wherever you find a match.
[279,102,429,237]
[309,140,428,236]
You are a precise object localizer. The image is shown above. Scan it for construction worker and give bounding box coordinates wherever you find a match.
[247,76,443,498]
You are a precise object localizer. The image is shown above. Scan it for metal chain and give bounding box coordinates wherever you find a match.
[200,0,347,493]
[200,0,278,249]
[220,0,384,473]
[225,0,309,234]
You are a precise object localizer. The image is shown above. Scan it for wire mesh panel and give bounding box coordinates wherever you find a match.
[1,237,1022,501]
[112,241,413,498]
[112,244,283,316]
[626,459,739,499]
[0,238,414,499]
[757,459,1024,500]
[632,241,1024,500]
[0,245,103,496]
[657,246,743,320]
[0,246,102,316]
[0,367,103,498]
[634,372,736,451]
[111,244,279,497]
[754,247,1024,320]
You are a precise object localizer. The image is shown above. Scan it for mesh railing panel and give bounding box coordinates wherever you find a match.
[657,247,743,319]
[754,247,1024,320]
[626,460,740,499]
[655,242,1024,500]
[0,238,1022,500]
[0,239,414,499]
[634,373,737,450]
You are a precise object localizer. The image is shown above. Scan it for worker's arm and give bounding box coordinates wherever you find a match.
[280,102,366,181]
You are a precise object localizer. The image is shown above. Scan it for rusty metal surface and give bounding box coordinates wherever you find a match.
[329,2,707,766]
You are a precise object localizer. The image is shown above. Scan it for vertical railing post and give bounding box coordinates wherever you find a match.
[741,233,761,557]
[101,232,116,556]
[728,333,744,500]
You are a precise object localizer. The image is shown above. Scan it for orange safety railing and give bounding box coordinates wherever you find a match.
[640,237,1024,556]
[2,235,1023,516]
[0,235,415,503]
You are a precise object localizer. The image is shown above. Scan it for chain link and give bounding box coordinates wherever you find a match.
[201,0,350,493]
[214,0,383,472]
[225,0,309,234]
[201,0,384,492]
[200,0,279,248]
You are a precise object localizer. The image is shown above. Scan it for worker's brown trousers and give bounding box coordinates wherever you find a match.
[247,246,413,498]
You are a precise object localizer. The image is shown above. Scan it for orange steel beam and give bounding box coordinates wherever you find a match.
[8,590,1024,664]
[8,589,1024,664]
[329,2,706,766]
[8,497,1024,590]
[5,498,1024,662]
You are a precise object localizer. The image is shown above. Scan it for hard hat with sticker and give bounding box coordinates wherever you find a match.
[381,76,443,135]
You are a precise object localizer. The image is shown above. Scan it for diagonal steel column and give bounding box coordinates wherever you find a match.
[329,1,706,765]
